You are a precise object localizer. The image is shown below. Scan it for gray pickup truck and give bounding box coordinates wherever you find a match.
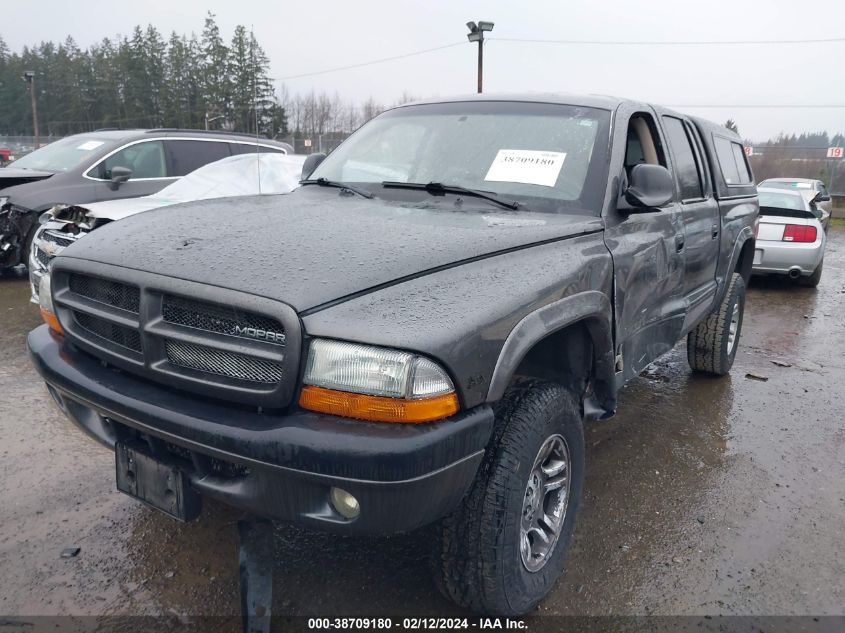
[28,94,758,615]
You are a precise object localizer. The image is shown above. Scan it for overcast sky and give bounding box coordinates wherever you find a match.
[5,0,844,141]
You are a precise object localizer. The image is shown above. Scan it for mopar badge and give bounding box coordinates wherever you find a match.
[233,325,286,344]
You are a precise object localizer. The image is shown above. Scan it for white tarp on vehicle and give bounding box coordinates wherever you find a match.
[82,152,307,220]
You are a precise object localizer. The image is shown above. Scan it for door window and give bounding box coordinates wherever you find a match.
[229,143,284,155]
[662,116,704,201]
[625,114,667,172]
[714,137,752,185]
[166,140,231,177]
[94,141,167,179]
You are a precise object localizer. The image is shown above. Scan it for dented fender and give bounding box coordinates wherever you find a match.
[486,291,617,418]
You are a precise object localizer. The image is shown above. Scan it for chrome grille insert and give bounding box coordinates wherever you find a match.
[162,295,285,344]
[35,247,50,269]
[43,230,77,248]
[165,340,283,383]
[69,274,140,314]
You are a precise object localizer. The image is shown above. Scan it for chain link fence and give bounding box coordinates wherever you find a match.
[277,135,350,155]
[0,136,67,163]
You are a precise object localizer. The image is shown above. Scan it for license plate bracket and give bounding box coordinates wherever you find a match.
[115,443,201,522]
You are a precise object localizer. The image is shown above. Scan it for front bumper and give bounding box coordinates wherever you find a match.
[751,239,824,276]
[28,325,493,533]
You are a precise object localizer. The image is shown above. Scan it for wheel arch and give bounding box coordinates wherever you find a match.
[486,291,617,420]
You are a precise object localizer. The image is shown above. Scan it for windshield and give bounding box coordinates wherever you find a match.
[759,190,807,210]
[310,101,611,214]
[10,136,112,172]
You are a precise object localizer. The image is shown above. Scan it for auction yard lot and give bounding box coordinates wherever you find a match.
[1,229,844,620]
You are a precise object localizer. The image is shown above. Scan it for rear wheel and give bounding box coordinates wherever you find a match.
[431,380,584,615]
[799,258,823,288]
[687,272,746,376]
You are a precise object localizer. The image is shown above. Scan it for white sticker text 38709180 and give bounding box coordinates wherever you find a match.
[484,149,566,188]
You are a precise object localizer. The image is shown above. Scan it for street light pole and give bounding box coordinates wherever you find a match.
[22,71,39,148]
[477,36,483,94]
[466,21,494,94]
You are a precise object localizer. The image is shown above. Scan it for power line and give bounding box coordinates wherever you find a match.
[273,42,465,80]
[669,104,845,108]
[491,36,845,46]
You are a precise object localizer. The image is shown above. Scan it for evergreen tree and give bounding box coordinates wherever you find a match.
[200,12,231,127]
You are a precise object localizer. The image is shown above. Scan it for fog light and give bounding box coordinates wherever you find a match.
[330,487,360,520]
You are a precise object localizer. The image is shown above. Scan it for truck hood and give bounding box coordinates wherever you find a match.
[0,167,54,190]
[59,187,603,312]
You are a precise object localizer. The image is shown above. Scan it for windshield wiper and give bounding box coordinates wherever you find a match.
[300,177,374,199]
[381,181,520,210]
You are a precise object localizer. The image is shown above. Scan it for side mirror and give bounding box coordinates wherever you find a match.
[816,193,830,202]
[301,153,326,180]
[622,164,674,211]
[109,166,133,189]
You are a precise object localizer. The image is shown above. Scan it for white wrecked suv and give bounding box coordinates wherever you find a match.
[29,152,305,302]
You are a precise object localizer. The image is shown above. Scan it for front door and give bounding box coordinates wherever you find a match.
[87,140,176,203]
[604,107,687,383]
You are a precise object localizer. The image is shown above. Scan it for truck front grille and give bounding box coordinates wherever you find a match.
[162,295,285,344]
[74,311,143,352]
[165,340,283,383]
[51,266,300,408]
[69,274,140,313]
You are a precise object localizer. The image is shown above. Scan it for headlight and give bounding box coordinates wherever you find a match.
[38,274,64,336]
[0,196,8,208]
[299,339,458,423]
[38,211,53,224]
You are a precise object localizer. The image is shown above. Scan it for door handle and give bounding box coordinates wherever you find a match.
[675,234,685,252]
[711,223,719,239]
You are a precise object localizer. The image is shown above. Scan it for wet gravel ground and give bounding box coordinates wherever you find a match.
[1,230,843,623]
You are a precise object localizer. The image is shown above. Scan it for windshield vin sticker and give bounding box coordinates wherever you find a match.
[76,140,105,151]
[484,149,566,187]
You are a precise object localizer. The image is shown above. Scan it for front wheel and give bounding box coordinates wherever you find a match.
[431,380,585,615]
[687,272,746,376]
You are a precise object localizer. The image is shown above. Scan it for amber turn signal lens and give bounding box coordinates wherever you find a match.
[40,307,64,336]
[299,385,459,424]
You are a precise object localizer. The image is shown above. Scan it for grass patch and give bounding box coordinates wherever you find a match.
[830,217,845,227]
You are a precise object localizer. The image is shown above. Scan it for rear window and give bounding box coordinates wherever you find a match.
[759,191,806,210]
[759,180,815,191]
[714,137,752,185]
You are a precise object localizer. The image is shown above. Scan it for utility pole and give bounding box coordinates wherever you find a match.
[466,21,494,93]
[22,71,39,148]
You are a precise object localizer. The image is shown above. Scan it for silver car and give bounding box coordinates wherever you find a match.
[757,177,832,226]
[752,187,826,287]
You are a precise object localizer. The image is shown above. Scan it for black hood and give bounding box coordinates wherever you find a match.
[0,167,54,190]
[59,187,603,312]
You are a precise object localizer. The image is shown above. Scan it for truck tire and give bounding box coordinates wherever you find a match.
[799,258,823,288]
[431,380,584,615]
[687,272,745,376]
